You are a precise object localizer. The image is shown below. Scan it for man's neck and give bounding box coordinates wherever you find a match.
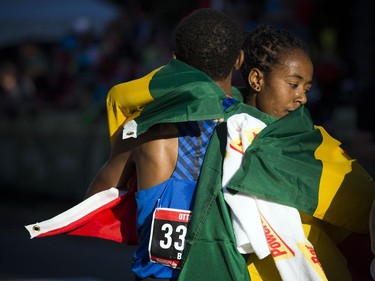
[215,76,232,97]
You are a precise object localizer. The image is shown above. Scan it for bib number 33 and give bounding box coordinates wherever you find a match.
[148,207,191,269]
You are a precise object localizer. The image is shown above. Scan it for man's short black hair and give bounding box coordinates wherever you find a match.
[173,8,243,81]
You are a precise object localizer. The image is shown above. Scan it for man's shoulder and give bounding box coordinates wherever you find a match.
[146,123,179,139]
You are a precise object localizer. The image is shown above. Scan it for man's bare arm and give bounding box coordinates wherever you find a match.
[84,123,180,198]
[84,131,136,199]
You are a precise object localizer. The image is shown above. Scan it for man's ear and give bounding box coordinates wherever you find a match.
[234,50,244,70]
[248,68,263,92]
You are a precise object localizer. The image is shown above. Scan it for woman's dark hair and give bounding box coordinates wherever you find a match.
[241,24,311,88]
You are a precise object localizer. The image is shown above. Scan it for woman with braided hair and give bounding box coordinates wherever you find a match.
[238,24,373,281]
[240,24,313,119]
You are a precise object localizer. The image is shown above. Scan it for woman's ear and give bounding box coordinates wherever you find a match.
[248,68,263,92]
[234,50,244,70]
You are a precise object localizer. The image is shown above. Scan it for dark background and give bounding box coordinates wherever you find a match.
[1,0,374,280]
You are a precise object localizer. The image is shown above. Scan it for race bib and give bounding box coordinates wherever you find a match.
[148,207,191,269]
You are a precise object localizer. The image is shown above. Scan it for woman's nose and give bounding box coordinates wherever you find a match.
[295,90,307,105]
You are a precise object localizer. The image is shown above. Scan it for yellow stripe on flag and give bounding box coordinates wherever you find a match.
[313,125,352,219]
[106,66,163,144]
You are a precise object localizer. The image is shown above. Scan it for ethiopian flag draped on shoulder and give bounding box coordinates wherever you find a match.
[226,106,375,233]
[106,58,242,143]
[178,104,375,281]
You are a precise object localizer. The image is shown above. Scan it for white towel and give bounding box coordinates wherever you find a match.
[223,113,328,281]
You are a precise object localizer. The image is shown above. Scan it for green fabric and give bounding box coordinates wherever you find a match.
[226,106,375,230]
[179,104,375,280]
[227,106,321,214]
[178,103,275,281]
[132,59,242,136]
[179,123,250,281]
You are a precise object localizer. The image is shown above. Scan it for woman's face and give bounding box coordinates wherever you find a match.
[256,49,314,118]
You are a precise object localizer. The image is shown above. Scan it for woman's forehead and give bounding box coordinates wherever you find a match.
[273,50,313,74]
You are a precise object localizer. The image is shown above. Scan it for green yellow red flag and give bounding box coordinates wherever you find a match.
[179,104,375,281]
[226,106,375,233]
[106,59,242,143]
